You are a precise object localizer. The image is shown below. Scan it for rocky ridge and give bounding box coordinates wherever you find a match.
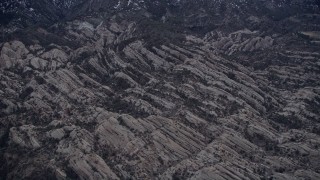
[0,0,320,179]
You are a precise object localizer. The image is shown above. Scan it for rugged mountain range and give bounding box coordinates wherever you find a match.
[1,0,320,179]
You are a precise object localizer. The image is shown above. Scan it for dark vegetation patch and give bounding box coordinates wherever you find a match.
[0,101,8,110]
[269,114,303,129]
[0,13,15,25]
[19,87,34,99]
[135,18,186,47]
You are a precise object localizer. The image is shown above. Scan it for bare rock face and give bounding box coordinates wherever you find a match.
[47,128,65,140]
[9,125,41,149]
[0,41,29,69]
[41,49,68,63]
[68,153,119,180]
[0,0,320,180]
[207,30,274,55]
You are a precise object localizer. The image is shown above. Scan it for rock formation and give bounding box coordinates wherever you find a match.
[0,0,320,179]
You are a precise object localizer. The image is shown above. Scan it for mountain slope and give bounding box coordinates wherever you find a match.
[0,0,320,179]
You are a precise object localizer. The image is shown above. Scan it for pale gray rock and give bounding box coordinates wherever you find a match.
[0,41,29,69]
[41,49,68,63]
[69,153,119,180]
[30,57,48,70]
[9,125,41,149]
[0,2,320,179]
[48,128,66,140]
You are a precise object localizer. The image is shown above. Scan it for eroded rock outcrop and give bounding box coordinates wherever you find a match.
[1,1,320,179]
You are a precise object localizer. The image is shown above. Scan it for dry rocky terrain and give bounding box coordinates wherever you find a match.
[0,0,320,179]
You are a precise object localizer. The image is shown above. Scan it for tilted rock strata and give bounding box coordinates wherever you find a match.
[0,5,320,180]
